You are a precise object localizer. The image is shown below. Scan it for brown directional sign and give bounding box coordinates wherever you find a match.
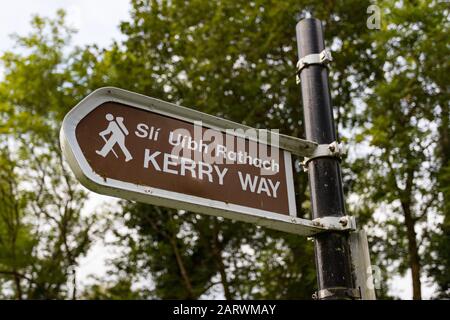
[76,101,290,215]
[61,87,329,235]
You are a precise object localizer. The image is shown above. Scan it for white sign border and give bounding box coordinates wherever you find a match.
[61,87,326,236]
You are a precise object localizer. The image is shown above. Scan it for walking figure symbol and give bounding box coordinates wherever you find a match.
[96,113,133,162]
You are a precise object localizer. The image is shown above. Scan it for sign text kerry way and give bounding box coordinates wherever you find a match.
[60,87,352,235]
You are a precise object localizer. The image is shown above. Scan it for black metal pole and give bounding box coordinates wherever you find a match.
[296,18,355,299]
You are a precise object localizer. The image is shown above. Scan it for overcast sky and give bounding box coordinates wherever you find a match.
[0,0,130,52]
[0,0,132,296]
[0,1,437,300]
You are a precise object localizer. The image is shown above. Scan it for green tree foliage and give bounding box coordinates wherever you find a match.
[95,0,448,299]
[87,0,375,299]
[0,0,448,299]
[0,10,98,299]
[348,0,449,299]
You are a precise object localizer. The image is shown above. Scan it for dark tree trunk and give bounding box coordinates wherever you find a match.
[212,229,232,300]
[401,201,422,300]
[170,237,195,299]
[214,248,232,300]
[14,273,22,299]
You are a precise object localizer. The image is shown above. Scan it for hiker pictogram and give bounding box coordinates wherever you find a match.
[96,113,133,162]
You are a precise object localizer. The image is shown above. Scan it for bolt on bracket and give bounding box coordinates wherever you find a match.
[313,287,361,300]
[301,141,346,171]
[311,215,356,232]
[296,48,333,84]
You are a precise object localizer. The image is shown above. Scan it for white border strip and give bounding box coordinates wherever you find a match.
[284,150,297,217]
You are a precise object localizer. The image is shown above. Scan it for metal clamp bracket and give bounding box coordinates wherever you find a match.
[301,141,346,171]
[296,49,333,84]
[311,215,356,232]
[313,287,361,300]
